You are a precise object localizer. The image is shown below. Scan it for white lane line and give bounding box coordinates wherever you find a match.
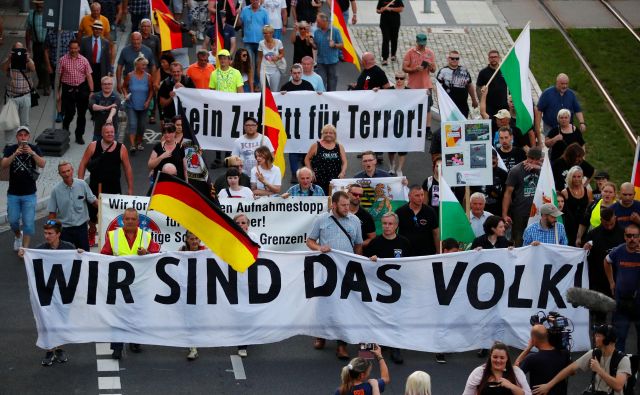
[95,343,112,355]
[230,355,246,380]
[97,358,120,372]
[98,376,122,390]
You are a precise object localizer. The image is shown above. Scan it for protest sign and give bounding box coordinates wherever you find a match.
[175,89,429,153]
[99,194,327,251]
[441,120,493,187]
[24,244,590,352]
[330,177,409,233]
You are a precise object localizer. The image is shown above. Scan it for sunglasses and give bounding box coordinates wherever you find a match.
[46,219,58,226]
[449,57,460,60]
[625,233,640,239]
[350,192,362,198]
[245,124,258,127]
[395,77,405,80]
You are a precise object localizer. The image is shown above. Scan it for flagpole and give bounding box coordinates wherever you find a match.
[485,21,530,88]
[554,221,558,245]
[631,140,640,184]
[260,66,266,146]
[233,4,242,28]
[148,0,155,34]
[330,0,334,42]
[438,162,443,254]
[140,171,162,251]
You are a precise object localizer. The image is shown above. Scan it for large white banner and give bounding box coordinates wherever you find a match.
[99,194,328,251]
[175,88,429,153]
[24,244,590,352]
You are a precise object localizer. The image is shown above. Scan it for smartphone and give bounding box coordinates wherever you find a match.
[358,343,375,359]
[20,141,28,146]
[421,60,430,69]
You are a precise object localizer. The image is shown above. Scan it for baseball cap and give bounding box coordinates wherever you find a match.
[16,126,30,134]
[217,49,231,58]
[540,203,562,217]
[494,109,511,119]
[92,21,104,29]
[527,146,543,160]
[416,33,427,44]
[594,171,610,179]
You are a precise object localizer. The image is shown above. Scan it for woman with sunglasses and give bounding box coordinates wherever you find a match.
[232,48,254,93]
[147,123,187,192]
[291,21,314,65]
[463,342,530,395]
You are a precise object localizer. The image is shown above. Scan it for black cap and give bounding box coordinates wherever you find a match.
[594,171,610,179]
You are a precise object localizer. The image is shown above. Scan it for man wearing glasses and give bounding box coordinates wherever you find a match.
[354,151,390,178]
[605,223,640,356]
[436,50,478,118]
[231,117,274,177]
[395,185,439,256]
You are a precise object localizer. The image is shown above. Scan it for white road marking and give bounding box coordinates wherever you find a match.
[98,376,122,390]
[230,355,246,380]
[97,359,120,372]
[95,343,112,355]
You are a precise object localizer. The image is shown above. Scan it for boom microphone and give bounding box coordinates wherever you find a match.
[566,287,617,313]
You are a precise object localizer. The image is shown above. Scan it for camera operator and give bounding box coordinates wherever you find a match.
[532,325,630,395]
[515,324,570,395]
[1,42,36,125]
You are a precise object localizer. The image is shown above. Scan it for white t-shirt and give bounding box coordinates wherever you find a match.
[258,39,284,73]
[218,186,254,199]
[262,0,287,29]
[231,134,275,176]
[575,350,631,395]
[251,165,282,195]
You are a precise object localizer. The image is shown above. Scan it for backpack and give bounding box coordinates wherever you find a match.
[593,350,638,395]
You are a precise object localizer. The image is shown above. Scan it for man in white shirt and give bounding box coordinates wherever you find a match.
[231,117,274,176]
[469,192,491,237]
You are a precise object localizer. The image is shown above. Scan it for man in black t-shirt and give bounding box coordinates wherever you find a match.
[476,50,508,125]
[396,185,439,256]
[516,324,570,395]
[351,52,390,90]
[158,62,195,121]
[471,150,507,216]
[281,63,315,181]
[497,126,526,172]
[1,126,46,252]
[368,211,411,365]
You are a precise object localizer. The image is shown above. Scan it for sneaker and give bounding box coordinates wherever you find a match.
[13,232,22,251]
[41,351,55,366]
[396,169,403,178]
[238,348,247,358]
[55,112,64,123]
[197,32,204,41]
[137,143,144,151]
[54,349,68,363]
[435,353,447,364]
[187,347,199,360]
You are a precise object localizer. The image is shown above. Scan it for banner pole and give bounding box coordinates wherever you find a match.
[140,172,162,251]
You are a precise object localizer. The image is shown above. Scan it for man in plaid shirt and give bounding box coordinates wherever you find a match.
[523,203,568,246]
[56,39,94,145]
[126,0,150,33]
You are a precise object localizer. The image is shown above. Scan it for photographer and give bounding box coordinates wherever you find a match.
[2,42,36,125]
[1,126,45,253]
[515,324,570,395]
[532,325,630,395]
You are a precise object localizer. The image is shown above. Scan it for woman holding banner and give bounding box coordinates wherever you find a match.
[471,215,511,250]
[305,124,347,196]
[462,342,530,395]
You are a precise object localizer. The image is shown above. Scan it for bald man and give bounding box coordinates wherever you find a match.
[535,73,586,136]
[611,182,640,229]
[115,32,156,94]
[352,52,390,90]
[515,324,570,395]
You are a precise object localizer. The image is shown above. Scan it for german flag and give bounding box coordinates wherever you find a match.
[260,78,287,178]
[149,173,260,272]
[331,0,360,71]
[152,0,190,52]
[214,12,225,53]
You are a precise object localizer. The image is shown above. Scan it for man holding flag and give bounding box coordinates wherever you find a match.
[523,203,567,246]
[313,13,343,92]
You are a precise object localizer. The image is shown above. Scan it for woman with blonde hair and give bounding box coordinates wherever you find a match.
[405,371,431,395]
[304,124,347,195]
[257,24,285,89]
[334,344,390,395]
[560,165,593,246]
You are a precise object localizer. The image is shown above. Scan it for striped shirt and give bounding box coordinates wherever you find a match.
[523,221,568,246]
[58,53,92,86]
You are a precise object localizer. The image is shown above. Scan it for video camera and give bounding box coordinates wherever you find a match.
[530,311,573,351]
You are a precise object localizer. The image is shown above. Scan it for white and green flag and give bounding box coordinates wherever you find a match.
[528,154,559,226]
[501,23,534,134]
[439,173,475,244]
[436,81,466,122]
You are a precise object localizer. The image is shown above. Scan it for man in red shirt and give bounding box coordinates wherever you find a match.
[101,207,160,359]
[402,33,436,137]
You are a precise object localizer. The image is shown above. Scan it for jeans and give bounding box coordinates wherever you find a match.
[316,63,338,92]
[273,29,282,40]
[613,309,640,355]
[265,68,281,92]
[127,105,148,137]
[9,95,31,127]
[245,42,260,87]
[61,223,89,251]
[7,193,36,236]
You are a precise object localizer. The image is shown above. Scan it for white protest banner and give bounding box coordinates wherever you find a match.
[330,177,409,233]
[441,120,493,187]
[99,194,328,251]
[24,244,590,352]
[175,88,429,153]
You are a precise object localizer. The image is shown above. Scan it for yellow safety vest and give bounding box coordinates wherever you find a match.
[589,199,604,229]
[108,228,151,256]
